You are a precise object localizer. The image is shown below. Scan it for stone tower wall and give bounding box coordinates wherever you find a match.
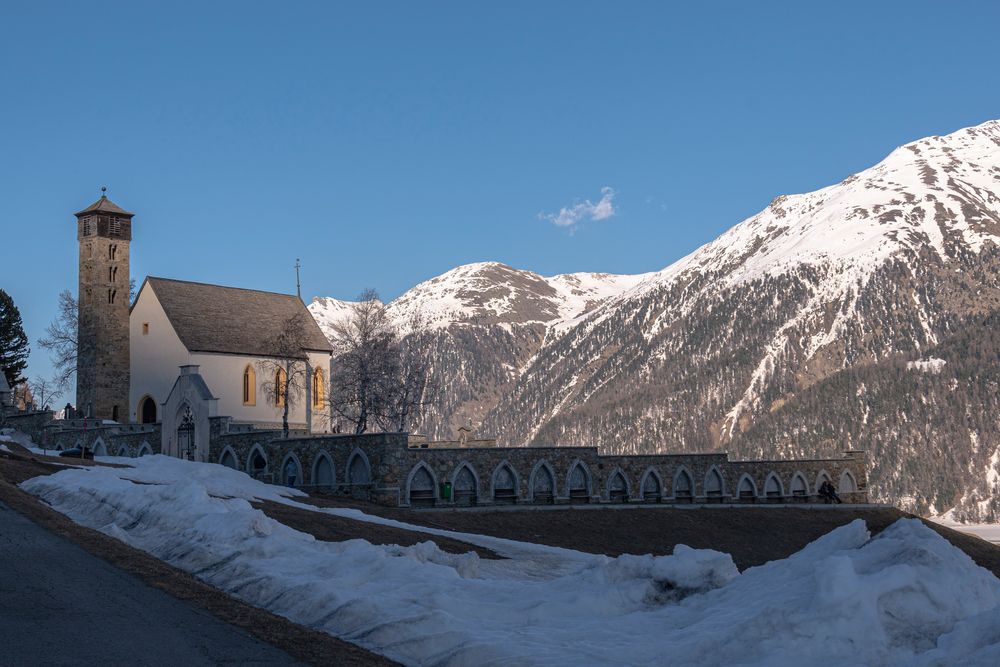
[76,213,132,421]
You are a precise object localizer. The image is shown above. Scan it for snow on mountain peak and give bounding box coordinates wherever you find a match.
[309,262,650,337]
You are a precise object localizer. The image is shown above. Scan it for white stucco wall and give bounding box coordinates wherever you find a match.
[188,350,331,432]
[129,285,190,423]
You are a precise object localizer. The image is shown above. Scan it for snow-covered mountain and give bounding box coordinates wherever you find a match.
[309,263,649,432]
[312,119,1000,520]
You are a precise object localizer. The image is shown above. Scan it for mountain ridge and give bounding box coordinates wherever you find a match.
[310,119,1000,520]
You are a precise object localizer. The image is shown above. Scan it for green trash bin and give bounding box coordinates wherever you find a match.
[440,482,453,501]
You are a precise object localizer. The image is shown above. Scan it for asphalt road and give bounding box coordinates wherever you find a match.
[0,501,302,666]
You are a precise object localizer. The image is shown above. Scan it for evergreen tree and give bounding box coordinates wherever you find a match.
[0,289,29,388]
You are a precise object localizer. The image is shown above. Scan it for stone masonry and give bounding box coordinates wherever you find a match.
[75,195,133,421]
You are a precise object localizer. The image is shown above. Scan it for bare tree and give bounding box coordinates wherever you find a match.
[257,313,313,439]
[37,290,77,392]
[328,290,436,434]
[29,376,61,412]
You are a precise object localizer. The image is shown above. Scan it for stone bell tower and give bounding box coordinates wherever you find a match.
[75,189,133,421]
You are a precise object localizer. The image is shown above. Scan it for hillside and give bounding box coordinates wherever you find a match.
[311,119,1000,519]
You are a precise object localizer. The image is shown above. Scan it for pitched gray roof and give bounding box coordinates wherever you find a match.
[75,195,134,217]
[143,277,333,356]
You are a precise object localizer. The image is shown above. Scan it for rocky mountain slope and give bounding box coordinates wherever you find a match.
[311,119,1000,520]
[310,263,649,433]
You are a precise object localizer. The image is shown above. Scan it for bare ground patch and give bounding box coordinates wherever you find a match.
[252,499,501,560]
[301,495,1000,577]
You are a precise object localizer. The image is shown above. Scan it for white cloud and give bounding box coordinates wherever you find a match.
[541,187,617,228]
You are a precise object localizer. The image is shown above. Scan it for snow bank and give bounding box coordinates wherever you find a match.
[21,456,1000,666]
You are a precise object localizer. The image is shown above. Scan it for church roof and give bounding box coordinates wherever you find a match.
[141,277,333,356]
[75,195,134,217]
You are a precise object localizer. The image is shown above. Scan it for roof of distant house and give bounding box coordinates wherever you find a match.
[74,195,134,217]
[139,277,334,356]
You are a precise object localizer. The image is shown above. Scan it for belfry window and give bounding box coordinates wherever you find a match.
[82,217,93,236]
[109,217,121,236]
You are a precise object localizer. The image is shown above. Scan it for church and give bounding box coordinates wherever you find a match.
[74,192,333,458]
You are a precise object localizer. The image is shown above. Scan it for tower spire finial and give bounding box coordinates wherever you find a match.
[100,185,107,198]
[295,258,302,301]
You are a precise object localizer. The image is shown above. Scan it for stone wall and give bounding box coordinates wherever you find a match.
[207,431,868,507]
[11,409,867,508]
[35,418,161,457]
[3,411,55,443]
[77,215,132,422]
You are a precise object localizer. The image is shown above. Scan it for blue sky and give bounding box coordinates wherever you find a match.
[2,1,999,384]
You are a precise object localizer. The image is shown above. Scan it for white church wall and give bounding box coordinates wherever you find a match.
[189,350,331,433]
[129,285,191,423]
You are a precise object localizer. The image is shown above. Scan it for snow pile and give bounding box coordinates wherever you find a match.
[21,455,1000,666]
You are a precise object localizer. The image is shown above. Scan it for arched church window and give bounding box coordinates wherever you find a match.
[274,367,287,407]
[109,244,117,261]
[312,367,325,408]
[243,365,256,406]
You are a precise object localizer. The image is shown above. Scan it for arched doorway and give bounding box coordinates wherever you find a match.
[791,473,808,501]
[493,463,518,504]
[138,395,157,424]
[347,450,371,485]
[531,463,555,504]
[704,468,724,503]
[408,465,436,507]
[568,462,590,504]
[281,454,302,487]
[177,408,195,460]
[673,469,693,502]
[608,470,628,503]
[220,449,238,469]
[453,464,478,506]
[765,474,783,502]
[248,446,268,479]
[641,471,662,502]
[313,454,335,489]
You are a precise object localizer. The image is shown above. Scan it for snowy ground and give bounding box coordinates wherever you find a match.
[931,517,1000,546]
[17,454,1000,666]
